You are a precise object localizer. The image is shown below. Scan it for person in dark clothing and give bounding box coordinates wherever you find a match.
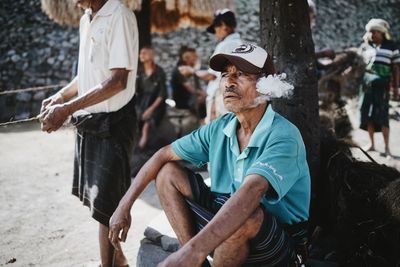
[136,46,167,149]
[171,46,207,120]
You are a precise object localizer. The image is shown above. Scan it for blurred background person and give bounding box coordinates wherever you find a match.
[135,46,167,150]
[359,18,399,156]
[171,46,207,123]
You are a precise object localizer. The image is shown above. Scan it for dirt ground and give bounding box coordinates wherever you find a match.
[0,100,399,267]
[0,123,163,267]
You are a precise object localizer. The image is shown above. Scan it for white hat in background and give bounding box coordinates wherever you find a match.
[364,18,391,41]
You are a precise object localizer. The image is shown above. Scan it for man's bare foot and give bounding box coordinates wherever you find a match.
[363,145,375,152]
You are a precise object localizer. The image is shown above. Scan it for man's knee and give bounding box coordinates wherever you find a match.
[155,162,193,197]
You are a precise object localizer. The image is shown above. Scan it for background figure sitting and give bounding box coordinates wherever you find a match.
[171,46,207,123]
[135,46,167,150]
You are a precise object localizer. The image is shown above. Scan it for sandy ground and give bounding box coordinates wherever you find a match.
[0,100,399,267]
[0,123,163,267]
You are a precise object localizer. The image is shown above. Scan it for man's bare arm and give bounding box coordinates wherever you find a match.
[176,174,269,263]
[108,145,181,250]
[40,77,78,113]
[39,68,129,132]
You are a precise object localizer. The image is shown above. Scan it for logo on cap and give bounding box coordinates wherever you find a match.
[231,44,256,54]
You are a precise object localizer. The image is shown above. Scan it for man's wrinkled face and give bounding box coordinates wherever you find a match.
[220,64,260,113]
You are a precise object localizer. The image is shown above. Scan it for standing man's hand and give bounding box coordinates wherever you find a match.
[38,104,71,133]
[109,204,132,251]
[40,93,64,113]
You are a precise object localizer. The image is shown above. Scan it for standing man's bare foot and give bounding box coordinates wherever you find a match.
[363,144,375,152]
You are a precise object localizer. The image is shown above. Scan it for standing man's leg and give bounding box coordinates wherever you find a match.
[155,162,196,245]
[382,126,391,156]
[367,122,375,151]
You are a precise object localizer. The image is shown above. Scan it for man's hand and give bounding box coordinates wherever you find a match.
[40,93,64,113]
[109,205,132,251]
[38,104,70,133]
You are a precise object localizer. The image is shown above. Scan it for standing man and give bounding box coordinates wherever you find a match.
[193,9,243,122]
[39,0,138,266]
[109,44,310,267]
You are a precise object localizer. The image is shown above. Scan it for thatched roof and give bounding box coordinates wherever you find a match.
[151,0,234,33]
[41,0,234,33]
[41,0,142,27]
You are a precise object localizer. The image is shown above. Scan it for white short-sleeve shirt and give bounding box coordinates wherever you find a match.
[77,0,138,113]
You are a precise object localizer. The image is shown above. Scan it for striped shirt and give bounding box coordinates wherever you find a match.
[360,40,400,77]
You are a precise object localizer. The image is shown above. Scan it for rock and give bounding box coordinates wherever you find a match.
[160,235,180,252]
[136,239,172,267]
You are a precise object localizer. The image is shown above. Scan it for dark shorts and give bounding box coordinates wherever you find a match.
[185,169,301,267]
[360,78,390,132]
[72,99,137,226]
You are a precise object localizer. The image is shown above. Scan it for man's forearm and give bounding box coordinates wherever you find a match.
[119,145,181,210]
[195,70,216,81]
[185,175,269,258]
[59,77,78,102]
[64,69,128,114]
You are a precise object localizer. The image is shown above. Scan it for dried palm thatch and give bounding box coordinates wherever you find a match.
[41,0,234,33]
[151,0,234,33]
[41,0,142,26]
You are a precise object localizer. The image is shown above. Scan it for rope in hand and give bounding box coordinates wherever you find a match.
[0,83,67,127]
[0,84,65,96]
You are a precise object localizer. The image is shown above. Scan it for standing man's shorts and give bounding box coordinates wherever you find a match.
[184,168,301,267]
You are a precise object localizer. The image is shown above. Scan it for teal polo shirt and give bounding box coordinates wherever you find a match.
[172,105,310,225]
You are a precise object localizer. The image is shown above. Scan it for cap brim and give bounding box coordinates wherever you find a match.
[206,23,215,34]
[209,54,262,74]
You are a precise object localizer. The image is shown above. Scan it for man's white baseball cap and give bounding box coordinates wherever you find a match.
[209,43,275,75]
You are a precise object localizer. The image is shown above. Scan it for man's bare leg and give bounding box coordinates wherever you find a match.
[212,208,264,267]
[99,223,128,267]
[366,122,375,151]
[155,162,196,245]
[382,126,391,156]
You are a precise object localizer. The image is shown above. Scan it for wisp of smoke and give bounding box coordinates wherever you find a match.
[256,73,294,100]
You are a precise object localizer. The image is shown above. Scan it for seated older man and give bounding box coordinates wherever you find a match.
[109,44,311,267]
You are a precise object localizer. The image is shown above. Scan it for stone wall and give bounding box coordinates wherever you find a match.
[0,0,399,122]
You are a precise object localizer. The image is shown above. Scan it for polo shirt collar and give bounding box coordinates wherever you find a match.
[223,104,275,147]
[248,104,275,147]
[95,0,119,17]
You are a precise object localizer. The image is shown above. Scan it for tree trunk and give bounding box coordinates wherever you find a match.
[260,0,319,181]
[135,0,151,48]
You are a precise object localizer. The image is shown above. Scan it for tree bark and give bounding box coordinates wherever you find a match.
[260,0,320,181]
[135,0,151,48]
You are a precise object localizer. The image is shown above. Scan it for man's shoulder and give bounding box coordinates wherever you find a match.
[270,112,302,140]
